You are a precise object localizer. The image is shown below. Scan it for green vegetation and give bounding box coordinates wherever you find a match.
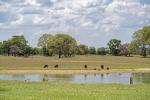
[97,47,108,55]
[0,81,150,100]
[0,25,150,58]
[38,33,77,58]
[107,38,121,56]
[0,55,150,70]
[131,25,150,57]
[76,44,89,55]
[0,35,40,57]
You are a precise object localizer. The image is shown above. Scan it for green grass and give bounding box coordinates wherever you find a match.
[0,55,150,70]
[1,55,150,100]
[0,81,150,100]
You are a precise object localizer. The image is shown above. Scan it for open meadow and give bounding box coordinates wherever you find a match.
[0,0,150,99]
[0,55,150,70]
[0,81,150,100]
[0,55,150,100]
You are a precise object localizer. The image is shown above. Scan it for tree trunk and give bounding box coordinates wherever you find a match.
[59,51,62,58]
[142,45,147,58]
[7,48,10,56]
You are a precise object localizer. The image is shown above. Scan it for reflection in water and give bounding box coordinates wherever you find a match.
[0,73,150,84]
[42,74,48,82]
[84,74,87,79]
[130,77,133,84]
[132,73,150,84]
[12,74,25,79]
[119,73,122,76]
[101,74,104,78]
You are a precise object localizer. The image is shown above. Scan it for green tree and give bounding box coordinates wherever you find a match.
[9,45,19,56]
[10,35,28,56]
[1,35,28,56]
[77,45,89,55]
[30,48,41,55]
[11,35,27,48]
[23,45,32,57]
[119,44,130,56]
[0,42,2,54]
[97,47,107,55]
[148,48,150,55]
[48,33,77,58]
[132,25,150,57]
[38,33,53,56]
[128,41,138,55]
[38,33,52,47]
[1,40,11,56]
[89,47,96,54]
[107,39,121,56]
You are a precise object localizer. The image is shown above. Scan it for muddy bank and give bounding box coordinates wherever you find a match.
[0,68,150,74]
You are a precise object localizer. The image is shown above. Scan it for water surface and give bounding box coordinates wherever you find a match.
[0,72,150,84]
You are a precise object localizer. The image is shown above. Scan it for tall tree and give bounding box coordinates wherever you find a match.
[77,45,89,55]
[9,45,19,56]
[132,25,150,57]
[97,47,107,55]
[89,47,96,54]
[128,41,139,55]
[1,40,11,56]
[107,39,121,56]
[11,35,27,49]
[119,44,129,56]
[1,35,28,56]
[0,42,2,55]
[48,33,77,58]
[38,33,53,56]
[10,35,28,56]
[38,33,52,47]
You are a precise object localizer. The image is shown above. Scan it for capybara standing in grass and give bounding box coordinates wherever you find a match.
[101,65,104,69]
[44,65,48,68]
[84,65,87,69]
[54,64,59,68]
[106,67,109,70]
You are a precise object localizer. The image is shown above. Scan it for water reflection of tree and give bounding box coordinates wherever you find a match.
[132,73,150,83]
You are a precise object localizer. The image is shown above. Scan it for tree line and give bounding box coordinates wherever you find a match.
[0,25,150,58]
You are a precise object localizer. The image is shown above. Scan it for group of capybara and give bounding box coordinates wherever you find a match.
[43,64,109,70]
[43,64,59,68]
[84,64,110,70]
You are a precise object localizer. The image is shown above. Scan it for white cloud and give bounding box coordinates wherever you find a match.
[0,0,150,47]
[33,16,45,25]
[89,33,99,38]
[24,0,41,6]
[11,15,24,26]
[0,2,9,12]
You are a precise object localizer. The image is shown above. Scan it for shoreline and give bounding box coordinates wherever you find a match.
[0,68,150,74]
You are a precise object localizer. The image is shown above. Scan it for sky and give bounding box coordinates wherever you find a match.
[0,0,150,47]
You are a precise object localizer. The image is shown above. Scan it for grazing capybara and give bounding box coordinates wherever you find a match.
[106,67,109,70]
[54,64,59,68]
[44,65,48,68]
[93,68,97,70]
[84,65,87,69]
[101,65,104,69]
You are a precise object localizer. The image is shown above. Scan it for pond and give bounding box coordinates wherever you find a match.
[0,72,150,84]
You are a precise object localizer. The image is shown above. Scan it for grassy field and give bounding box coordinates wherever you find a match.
[0,55,150,70]
[0,56,150,100]
[0,81,150,100]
